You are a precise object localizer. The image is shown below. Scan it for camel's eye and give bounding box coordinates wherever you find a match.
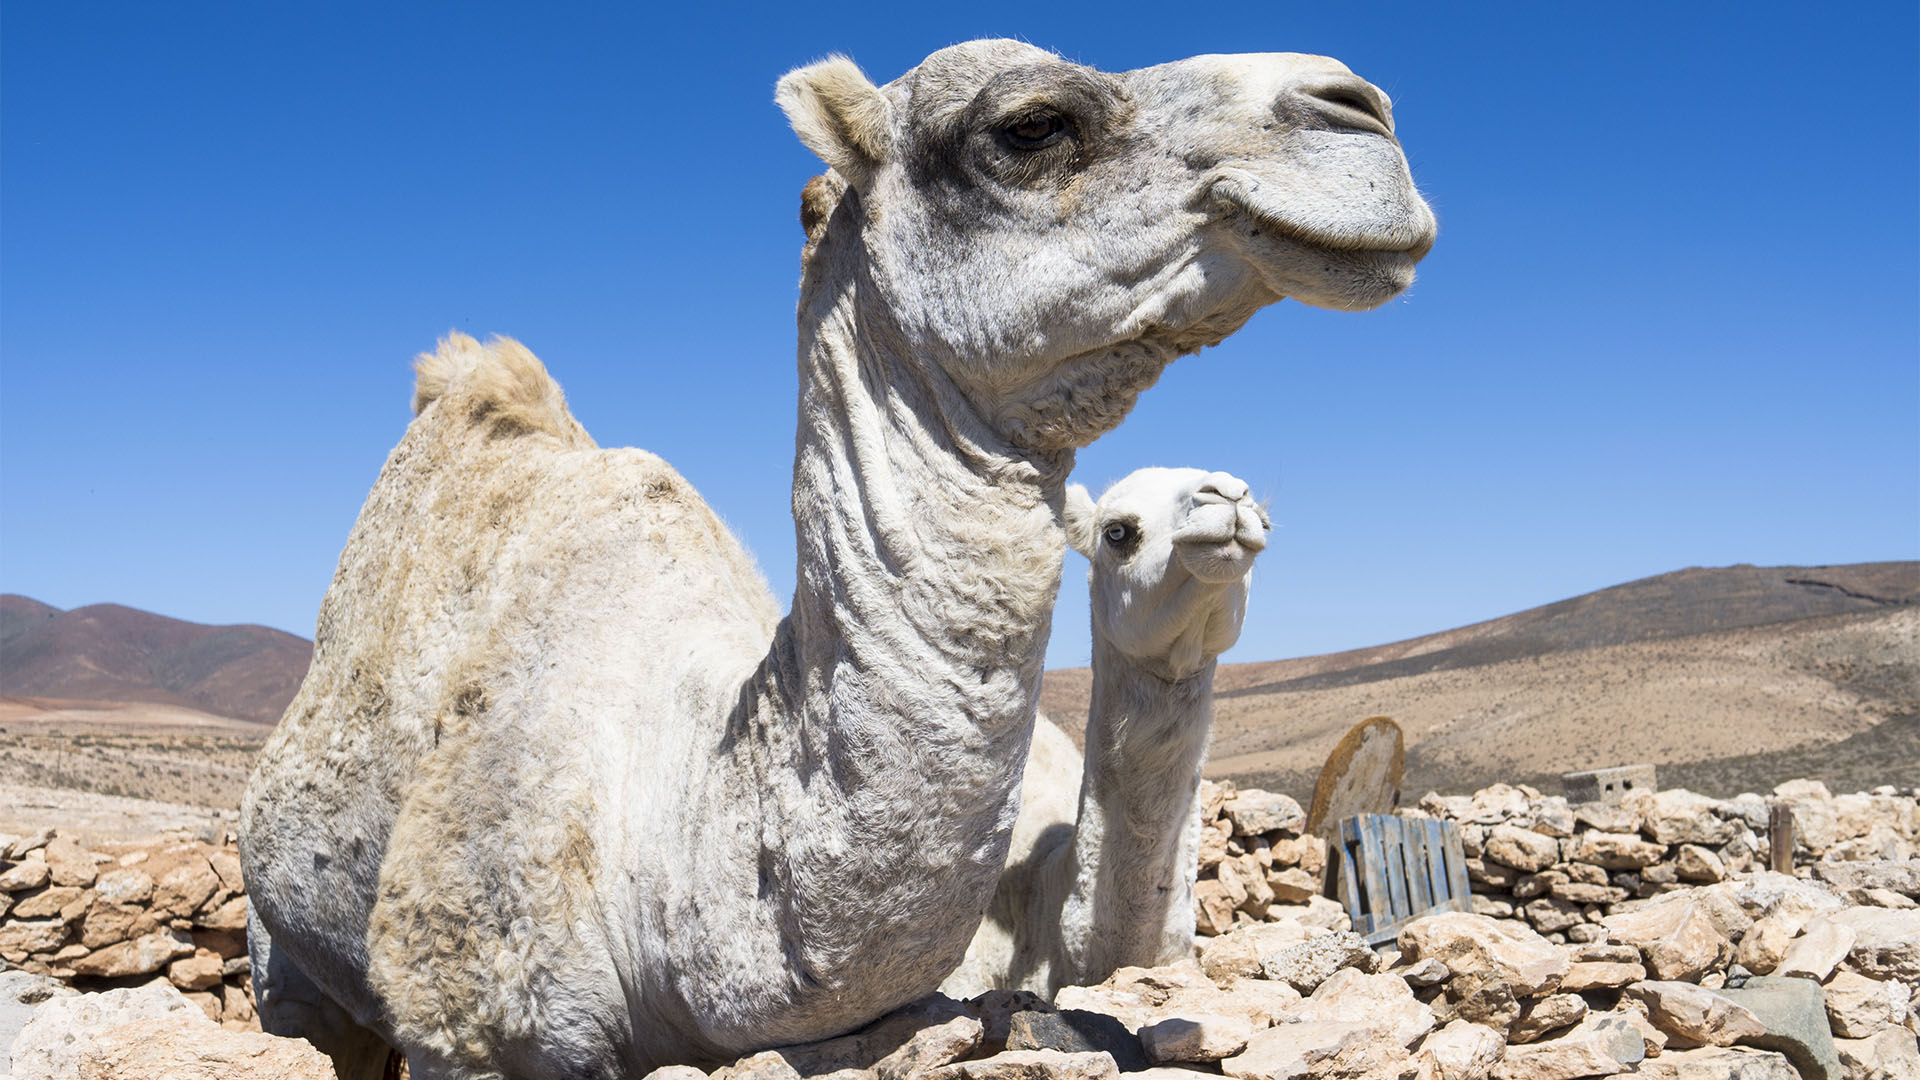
[1003,111,1068,150]
[1103,522,1135,546]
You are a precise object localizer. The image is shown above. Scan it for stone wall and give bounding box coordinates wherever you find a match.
[0,827,256,1031]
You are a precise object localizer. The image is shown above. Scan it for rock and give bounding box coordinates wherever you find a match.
[1528,798,1577,838]
[40,837,97,888]
[1195,879,1238,936]
[1472,895,1515,919]
[1222,856,1277,918]
[151,858,221,919]
[1550,881,1627,906]
[1522,898,1585,935]
[168,951,227,991]
[1449,982,1523,1032]
[1574,802,1644,835]
[1632,1046,1802,1079]
[1200,820,1232,875]
[0,858,52,892]
[1677,845,1729,884]
[79,902,160,949]
[1507,994,1588,1044]
[1557,961,1645,992]
[1569,832,1668,870]
[644,1069,713,1080]
[1834,1026,1920,1080]
[1823,972,1908,1039]
[9,885,88,920]
[1601,897,1732,982]
[1055,963,1300,1033]
[1486,826,1562,873]
[1414,1019,1505,1080]
[208,848,245,891]
[1621,981,1767,1048]
[929,1050,1120,1080]
[775,995,970,1075]
[195,894,250,932]
[1489,1010,1645,1079]
[10,982,204,1080]
[1007,1011,1146,1072]
[1813,859,1920,899]
[1397,912,1569,998]
[1733,915,1794,975]
[1715,975,1841,1080]
[93,867,155,905]
[1138,1014,1252,1063]
[1465,785,1532,825]
[1775,916,1858,982]
[74,1014,336,1078]
[1225,791,1305,837]
[6,826,56,860]
[70,928,195,977]
[1291,969,1435,1047]
[1258,930,1378,993]
[1202,922,1312,981]
[867,1016,985,1080]
[1401,958,1451,987]
[1220,1020,1415,1080]
[0,918,69,956]
[1266,867,1318,905]
[1644,791,1738,846]
[1,971,77,1074]
[1826,906,1920,980]
[714,1051,806,1080]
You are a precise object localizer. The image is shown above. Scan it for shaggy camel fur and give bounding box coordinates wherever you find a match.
[238,39,1433,1080]
[943,468,1268,997]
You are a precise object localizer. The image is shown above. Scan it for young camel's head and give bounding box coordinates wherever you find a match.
[1066,468,1270,681]
[779,40,1436,451]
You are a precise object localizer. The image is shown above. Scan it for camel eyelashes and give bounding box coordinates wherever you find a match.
[1002,111,1070,150]
[1102,521,1136,546]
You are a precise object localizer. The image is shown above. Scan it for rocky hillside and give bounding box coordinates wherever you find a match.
[0,597,309,724]
[1042,563,1920,801]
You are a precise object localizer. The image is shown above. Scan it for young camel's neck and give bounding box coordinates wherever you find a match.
[1056,633,1216,982]
[726,207,1072,1035]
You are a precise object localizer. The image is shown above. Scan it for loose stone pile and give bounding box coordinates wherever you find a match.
[5,779,1918,1079]
[0,826,257,1032]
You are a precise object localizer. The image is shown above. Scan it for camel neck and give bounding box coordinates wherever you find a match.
[1061,633,1216,979]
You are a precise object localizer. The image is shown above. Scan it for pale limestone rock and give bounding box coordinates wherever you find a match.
[1414,1020,1505,1080]
[194,894,250,932]
[1557,961,1645,992]
[1601,898,1732,982]
[1644,791,1737,847]
[1266,867,1318,905]
[1527,798,1576,839]
[1485,826,1561,873]
[0,918,68,956]
[1397,912,1569,998]
[70,928,194,978]
[1264,895,1350,933]
[1834,1026,1920,1080]
[93,868,155,906]
[1506,994,1588,1044]
[1522,898,1585,935]
[79,902,159,949]
[1401,958,1451,987]
[6,826,56,860]
[714,1051,806,1080]
[1490,1010,1645,1080]
[1138,1013,1252,1063]
[41,837,97,889]
[1733,915,1794,974]
[1054,962,1299,1033]
[1201,921,1311,981]
[1225,791,1305,837]
[929,1050,1120,1080]
[1200,820,1231,876]
[1220,1019,1415,1080]
[9,885,87,920]
[1631,1046,1801,1079]
[1569,832,1668,870]
[1257,930,1378,993]
[1775,916,1858,982]
[1574,802,1643,836]
[1222,855,1276,918]
[1465,785,1532,826]
[1823,972,1908,1039]
[1676,846,1728,884]
[872,1015,985,1080]
[11,982,203,1080]
[0,858,52,892]
[167,952,226,991]
[151,859,220,919]
[1621,981,1767,1048]
[1196,878,1237,936]
[644,1069,713,1080]
[1827,906,1920,980]
[1291,969,1435,1048]
[207,849,245,892]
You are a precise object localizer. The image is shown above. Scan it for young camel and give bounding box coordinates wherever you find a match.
[238,39,1433,1080]
[943,467,1269,997]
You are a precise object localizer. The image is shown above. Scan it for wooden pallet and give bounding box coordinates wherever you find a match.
[1327,814,1474,947]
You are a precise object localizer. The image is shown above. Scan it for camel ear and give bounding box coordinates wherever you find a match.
[777,56,891,187]
[1064,484,1097,558]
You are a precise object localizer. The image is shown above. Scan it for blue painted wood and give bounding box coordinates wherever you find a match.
[1334,812,1475,948]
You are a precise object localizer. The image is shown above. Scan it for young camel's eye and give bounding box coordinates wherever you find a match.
[1103,522,1135,546]
[1003,111,1069,150]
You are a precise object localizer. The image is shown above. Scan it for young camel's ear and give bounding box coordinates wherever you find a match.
[776,56,891,188]
[1064,483,1097,558]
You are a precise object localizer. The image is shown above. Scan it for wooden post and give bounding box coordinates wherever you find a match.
[1769,802,1795,873]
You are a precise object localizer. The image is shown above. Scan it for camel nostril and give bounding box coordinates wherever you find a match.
[1299,80,1393,136]
[1197,474,1250,504]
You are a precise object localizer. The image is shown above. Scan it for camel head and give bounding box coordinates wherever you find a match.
[1066,467,1270,681]
[779,40,1436,451]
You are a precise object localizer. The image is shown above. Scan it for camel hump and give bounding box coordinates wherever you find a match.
[412,332,584,443]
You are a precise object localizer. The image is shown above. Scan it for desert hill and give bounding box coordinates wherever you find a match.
[0,595,310,724]
[1040,562,1919,800]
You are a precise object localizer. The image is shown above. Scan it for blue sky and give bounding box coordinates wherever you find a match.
[3,3,1915,670]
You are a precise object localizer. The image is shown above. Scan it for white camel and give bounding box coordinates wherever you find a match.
[238,39,1433,1080]
[942,467,1268,998]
